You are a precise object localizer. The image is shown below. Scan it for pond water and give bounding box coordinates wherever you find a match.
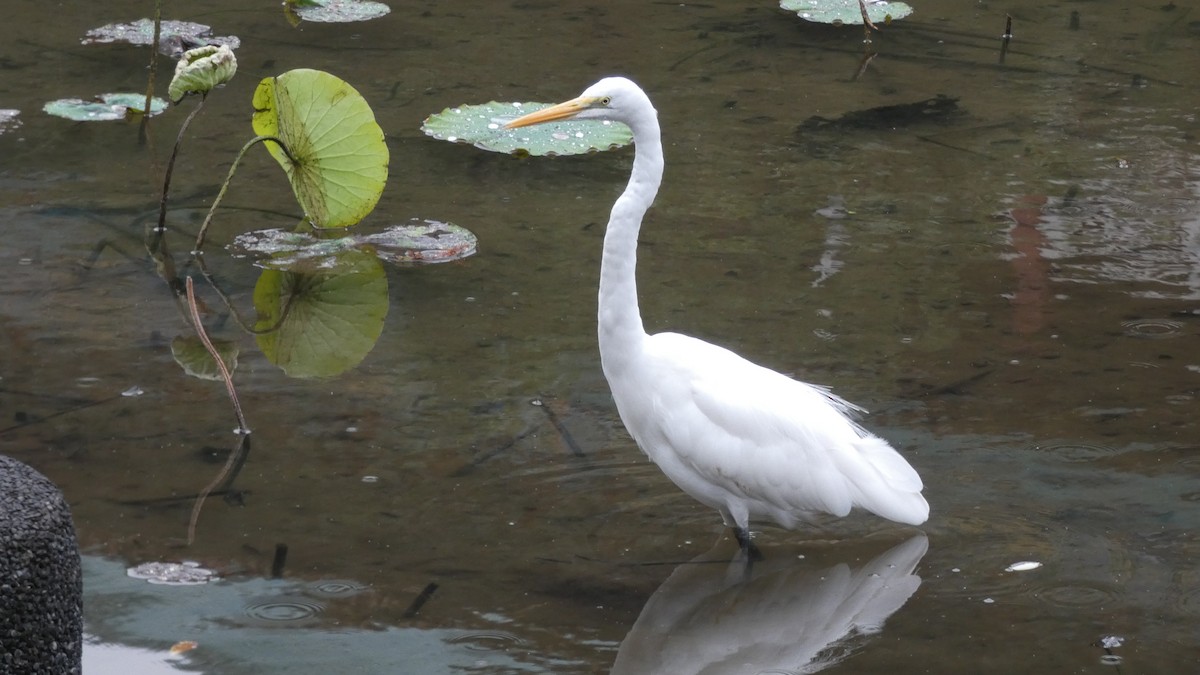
[2,0,1199,672]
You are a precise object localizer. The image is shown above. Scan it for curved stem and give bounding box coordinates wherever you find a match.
[157,94,207,233]
[193,135,296,253]
[193,253,297,335]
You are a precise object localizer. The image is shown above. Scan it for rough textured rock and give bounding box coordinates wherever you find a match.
[0,455,82,674]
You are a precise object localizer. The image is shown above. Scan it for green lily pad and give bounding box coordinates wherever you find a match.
[170,336,240,381]
[43,93,168,121]
[422,101,632,157]
[780,0,913,25]
[0,110,20,134]
[253,250,388,378]
[286,0,391,23]
[251,69,389,229]
[229,219,477,270]
[83,19,241,56]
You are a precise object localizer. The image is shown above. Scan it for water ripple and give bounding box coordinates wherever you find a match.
[446,630,527,651]
[243,597,326,626]
[1121,318,1184,339]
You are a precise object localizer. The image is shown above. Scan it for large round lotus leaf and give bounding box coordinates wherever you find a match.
[82,19,241,56]
[170,336,239,381]
[251,69,389,229]
[422,101,632,157]
[780,0,913,25]
[287,0,391,23]
[229,218,477,270]
[43,93,168,121]
[253,250,388,378]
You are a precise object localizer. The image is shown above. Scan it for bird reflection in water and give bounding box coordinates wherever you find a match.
[610,534,928,675]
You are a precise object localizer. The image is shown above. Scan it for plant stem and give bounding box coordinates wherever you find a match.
[193,135,296,253]
[139,0,163,144]
[157,95,207,233]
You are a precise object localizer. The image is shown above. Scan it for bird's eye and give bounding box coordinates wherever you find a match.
[599,96,612,106]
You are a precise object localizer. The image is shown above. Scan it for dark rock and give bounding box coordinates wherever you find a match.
[0,455,82,674]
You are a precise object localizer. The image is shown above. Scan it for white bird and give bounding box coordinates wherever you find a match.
[505,77,928,557]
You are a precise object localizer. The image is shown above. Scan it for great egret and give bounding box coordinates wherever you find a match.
[506,77,928,557]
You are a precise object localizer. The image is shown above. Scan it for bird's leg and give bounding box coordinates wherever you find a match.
[733,526,764,563]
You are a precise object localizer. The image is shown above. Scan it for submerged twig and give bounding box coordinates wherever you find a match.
[999,15,1013,64]
[270,543,288,578]
[402,583,440,619]
[186,430,251,545]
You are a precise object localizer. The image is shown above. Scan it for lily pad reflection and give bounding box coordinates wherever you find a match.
[253,251,388,379]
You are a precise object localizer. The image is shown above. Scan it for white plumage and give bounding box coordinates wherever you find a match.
[506,77,928,553]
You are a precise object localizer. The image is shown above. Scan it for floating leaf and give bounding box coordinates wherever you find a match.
[422,101,632,157]
[83,19,241,57]
[286,0,391,23]
[780,0,913,25]
[43,93,168,121]
[229,219,477,270]
[171,336,239,381]
[169,45,238,102]
[0,110,20,134]
[251,69,389,229]
[360,219,478,264]
[253,250,388,378]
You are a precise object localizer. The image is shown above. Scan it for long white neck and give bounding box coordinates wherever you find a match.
[598,106,663,377]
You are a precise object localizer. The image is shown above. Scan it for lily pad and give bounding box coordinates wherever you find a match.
[780,0,913,25]
[286,0,391,23]
[253,250,388,378]
[170,336,239,381]
[0,110,20,134]
[361,219,478,264]
[229,219,477,270]
[83,19,241,57]
[251,69,389,229]
[422,101,632,156]
[43,93,168,121]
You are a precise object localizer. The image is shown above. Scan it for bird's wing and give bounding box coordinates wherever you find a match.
[637,332,923,523]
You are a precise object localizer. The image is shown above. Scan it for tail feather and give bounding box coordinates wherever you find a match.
[849,435,929,525]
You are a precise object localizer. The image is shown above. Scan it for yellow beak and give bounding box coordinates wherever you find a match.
[504,96,599,129]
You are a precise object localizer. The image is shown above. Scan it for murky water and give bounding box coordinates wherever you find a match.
[2,0,1198,672]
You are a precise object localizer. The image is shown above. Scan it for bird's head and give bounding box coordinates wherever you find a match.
[504,76,654,130]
